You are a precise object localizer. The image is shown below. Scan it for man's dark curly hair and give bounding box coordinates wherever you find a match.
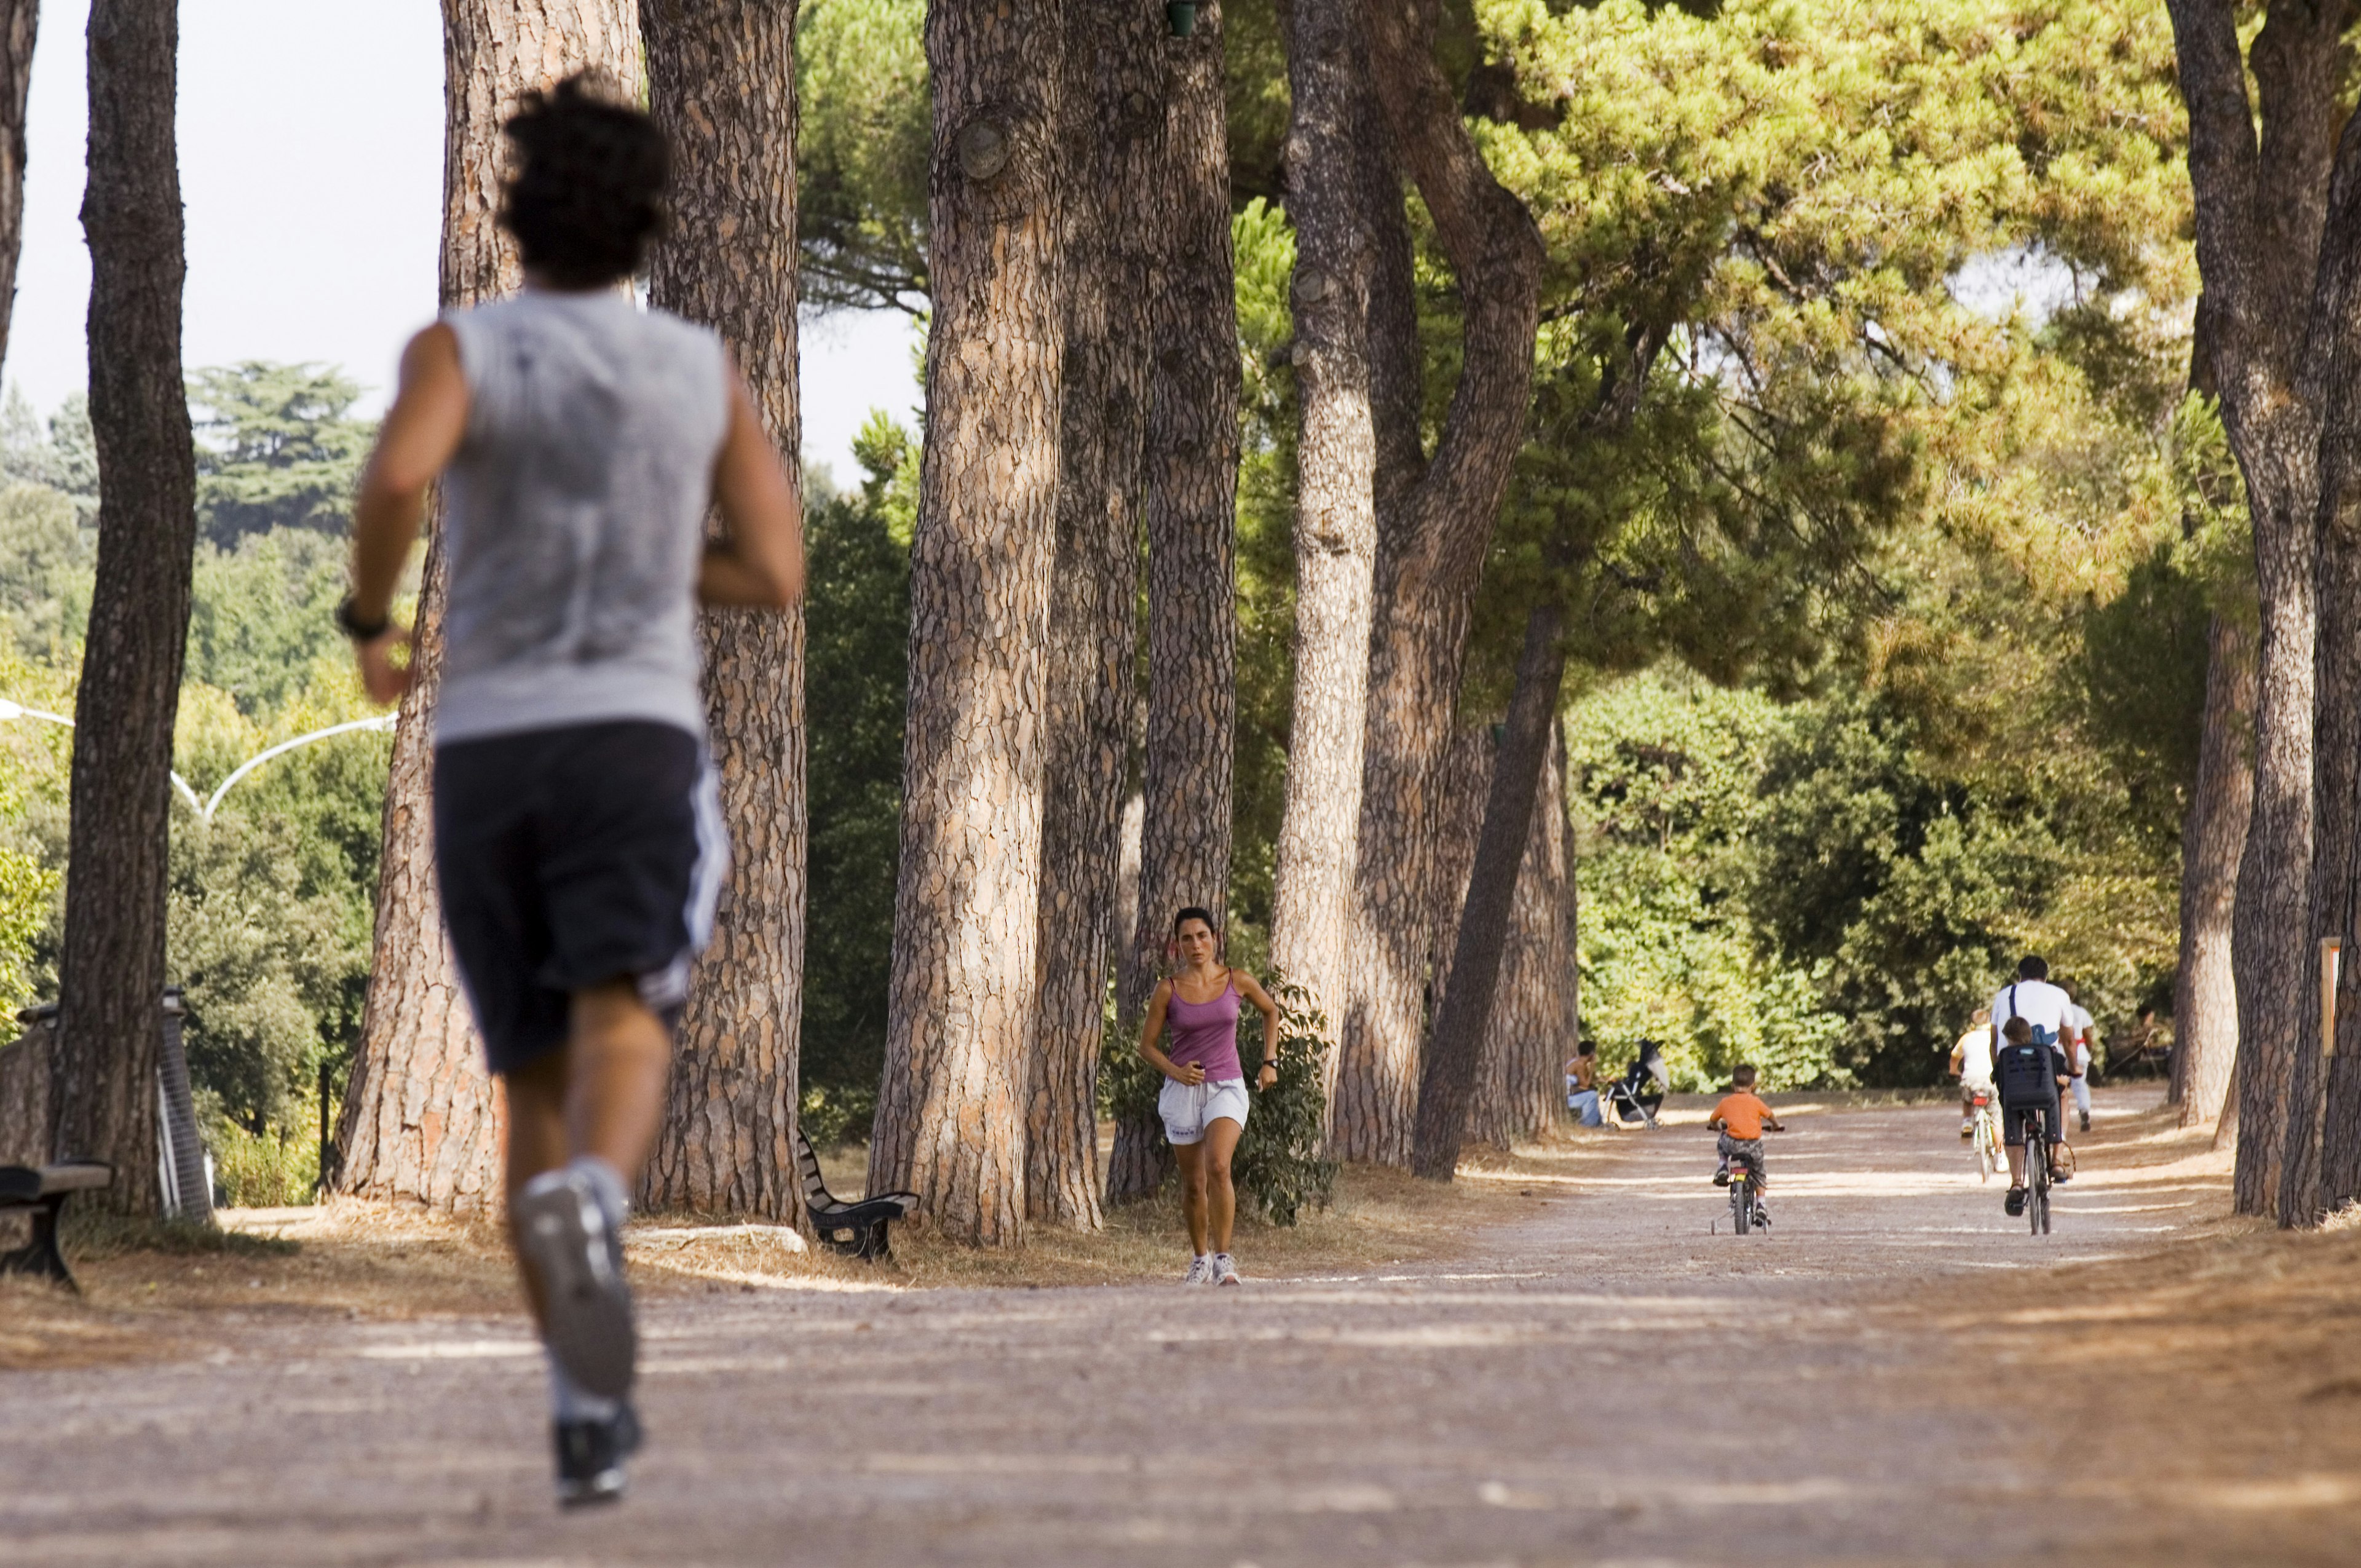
[499,73,669,289]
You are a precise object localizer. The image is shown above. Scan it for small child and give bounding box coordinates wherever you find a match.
[1707,1064,1786,1208]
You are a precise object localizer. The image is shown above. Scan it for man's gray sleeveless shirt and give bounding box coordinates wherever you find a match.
[435,291,729,746]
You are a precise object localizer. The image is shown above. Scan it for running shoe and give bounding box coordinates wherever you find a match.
[2079,1109,2090,1133]
[2005,1186,2027,1216]
[554,1401,641,1508]
[1711,1168,1731,1187]
[1211,1252,1241,1286]
[1752,1205,1771,1230]
[1960,1120,1974,1140]
[1182,1254,1214,1286]
[516,1165,636,1401]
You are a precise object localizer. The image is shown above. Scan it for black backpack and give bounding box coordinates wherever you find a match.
[1995,986,2058,1106]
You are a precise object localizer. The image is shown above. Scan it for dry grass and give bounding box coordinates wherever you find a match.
[0,1138,1572,1369]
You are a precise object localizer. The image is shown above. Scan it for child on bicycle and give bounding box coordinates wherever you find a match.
[1708,1065,1786,1208]
[1995,1014,2071,1216]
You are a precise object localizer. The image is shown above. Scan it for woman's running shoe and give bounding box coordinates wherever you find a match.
[1211,1253,1241,1286]
[1182,1254,1214,1286]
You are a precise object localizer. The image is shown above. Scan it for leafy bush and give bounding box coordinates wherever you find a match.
[797,1082,879,1150]
[1229,981,1336,1226]
[202,1088,324,1208]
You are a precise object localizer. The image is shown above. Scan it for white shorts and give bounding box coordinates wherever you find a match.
[1160,1077,1249,1146]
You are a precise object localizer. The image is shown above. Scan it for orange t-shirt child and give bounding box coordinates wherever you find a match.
[1709,1090,1781,1190]
[1712,1091,1774,1141]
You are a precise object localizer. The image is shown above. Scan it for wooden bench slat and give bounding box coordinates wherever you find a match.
[0,1162,113,1203]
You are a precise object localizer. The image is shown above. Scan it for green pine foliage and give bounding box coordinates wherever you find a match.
[188,362,374,547]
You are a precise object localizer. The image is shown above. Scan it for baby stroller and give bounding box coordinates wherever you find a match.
[1602,1040,1669,1128]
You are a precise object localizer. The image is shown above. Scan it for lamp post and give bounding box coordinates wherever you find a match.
[0,699,398,822]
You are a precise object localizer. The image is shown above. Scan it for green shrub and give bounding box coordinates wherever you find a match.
[798,1081,879,1150]
[1230,981,1336,1227]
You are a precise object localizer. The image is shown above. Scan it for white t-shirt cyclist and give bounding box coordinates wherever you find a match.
[1991,978,2076,1056]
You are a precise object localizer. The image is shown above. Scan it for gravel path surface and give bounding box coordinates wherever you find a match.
[0,1090,2329,1566]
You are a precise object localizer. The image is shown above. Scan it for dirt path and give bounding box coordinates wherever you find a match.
[3,1088,2355,1566]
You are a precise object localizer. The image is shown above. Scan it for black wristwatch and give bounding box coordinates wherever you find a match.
[336,596,391,641]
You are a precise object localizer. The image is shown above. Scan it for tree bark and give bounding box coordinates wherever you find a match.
[336,0,639,1213]
[0,0,36,379]
[2164,0,2349,1218]
[1025,0,1165,1231]
[1433,723,1577,1150]
[49,0,196,1213]
[871,0,1063,1248]
[2290,101,2361,1225]
[1105,2,1242,1206]
[637,0,805,1219]
[1267,0,1379,1107]
[2172,612,2254,1127]
[1468,721,1571,1149]
[1329,0,1545,1169]
[1411,603,1565,1179]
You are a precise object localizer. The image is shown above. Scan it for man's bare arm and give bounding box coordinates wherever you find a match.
[348,324,470,703]
[700,366,804,608]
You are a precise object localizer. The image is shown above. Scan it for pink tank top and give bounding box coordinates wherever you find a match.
[1165,971,1243,1082]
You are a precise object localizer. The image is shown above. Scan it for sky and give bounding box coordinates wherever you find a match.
[6,0,922,481]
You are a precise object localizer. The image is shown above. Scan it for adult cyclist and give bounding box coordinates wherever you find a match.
[1991,956,2075,1216]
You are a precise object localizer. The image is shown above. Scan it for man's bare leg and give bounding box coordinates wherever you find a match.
[502,980,671,1331]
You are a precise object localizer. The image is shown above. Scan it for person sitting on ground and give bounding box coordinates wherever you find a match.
[1137,906,1281,1287]
[1994,1015,2072,1215]
[1950,1005,1996,1139]
[1707,1065,1786,1210]
[1565,1041,1601,1128]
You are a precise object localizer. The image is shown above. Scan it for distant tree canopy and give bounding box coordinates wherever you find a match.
[187,362,374,547]
[0,370,383,1196]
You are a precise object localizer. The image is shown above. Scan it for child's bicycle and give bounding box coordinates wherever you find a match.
[1722,1157,1770,1235]
[1968,1089,2001,1184]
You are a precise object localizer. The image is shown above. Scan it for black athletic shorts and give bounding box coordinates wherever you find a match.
[432,720,724,1075]
[2002,1096,2062,1150]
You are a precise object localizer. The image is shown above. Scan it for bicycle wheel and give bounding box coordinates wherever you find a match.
[1731,1179,1750,1235]
[1975,1118,1998,1182]
[2028,1139,2047,1236]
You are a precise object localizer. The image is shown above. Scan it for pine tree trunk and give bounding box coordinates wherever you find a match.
[1105,1,1241,1206]
[1329,0,1544,1167]
[1468,723,1569,1149]
[336,0,639,1212]
[2164,0,2346,1218]
[638,0,805,1219]
[870,0,1063,1248]
[1267,0,1378,1104]
[1411,604,1565,1179]
[1025,0,1163,1232]
[49,0,196,1213]
[0,0,37,378]
[2286,114,2361,1227]
[2172,612,2253,1127]
[1428,724,1489,1010]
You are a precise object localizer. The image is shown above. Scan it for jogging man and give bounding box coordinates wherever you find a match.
[1990,957,2075,1215]
[342,76,801,1506]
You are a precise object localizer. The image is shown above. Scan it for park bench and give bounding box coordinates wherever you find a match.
[794,1127,917,1262]
[0,1162,113,1292]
